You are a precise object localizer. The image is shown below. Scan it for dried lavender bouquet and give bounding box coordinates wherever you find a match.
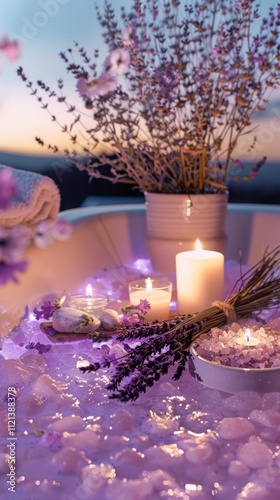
[80,246,280,402]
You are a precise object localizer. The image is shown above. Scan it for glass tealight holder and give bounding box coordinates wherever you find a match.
[68,294,108,317]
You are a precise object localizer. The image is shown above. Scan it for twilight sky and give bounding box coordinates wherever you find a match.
[0,0,280,163]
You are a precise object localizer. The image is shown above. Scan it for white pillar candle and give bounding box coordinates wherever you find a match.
[128,277,172,322]
[176,239,224,314]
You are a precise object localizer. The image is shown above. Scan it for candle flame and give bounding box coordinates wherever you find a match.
[245,328,251,342]
[195,238,202,252]
[86,284,93,297]
[145,277,153,295]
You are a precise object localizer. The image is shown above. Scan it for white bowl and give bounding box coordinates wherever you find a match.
[189,345,280,393]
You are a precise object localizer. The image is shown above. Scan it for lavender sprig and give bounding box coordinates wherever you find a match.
[80,245,280,402]
[18,0,280,194]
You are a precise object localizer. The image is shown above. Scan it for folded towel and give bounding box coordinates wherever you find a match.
[0,166,60,227]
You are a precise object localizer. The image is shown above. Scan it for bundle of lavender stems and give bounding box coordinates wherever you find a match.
[80,246,280,402]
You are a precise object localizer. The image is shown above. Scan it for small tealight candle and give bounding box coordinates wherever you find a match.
[235,328,260,346]
[128,277,172,322]
[189,324,280,393]
[176,239,224,314]
[69,284,108,317]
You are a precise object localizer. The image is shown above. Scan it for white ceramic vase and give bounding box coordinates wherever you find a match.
[145,191,228,275]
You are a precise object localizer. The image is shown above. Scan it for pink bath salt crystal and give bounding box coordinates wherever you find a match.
[141,415,178,436]
[105,477,153,500]
[17,393,46,417]
[21,354,48,372]
[228,460,250,477]
[259,428,279,442]
[218,417,255,439]
[62,429,100,452]
[262,392,280,411]
[0,453,8,475]
[81,463,116,493]
[111,447,145,478]
[237,440,273,468]
[253,464,280,492]
[51,446,89,474]
[274,451,280,468]
[50,415,85,433]
[3,358,44,385]
[249,409,280,428]
[32,374,69,396]
[183,440,215,465]
[159,381,184,397]
[237,482,273,500]
[222,392,262,412]
[110,409,136,433]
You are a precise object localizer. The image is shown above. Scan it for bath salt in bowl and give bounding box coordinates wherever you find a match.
[189,324,280,393]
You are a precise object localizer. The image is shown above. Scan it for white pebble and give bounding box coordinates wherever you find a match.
[183,440,215,465]
[145,444,184,470]
[49,415,85,433]
[52,307,101,333]
[105,477,153,500]
[100,435,131,454]
[218,417,255,439]
[228,460,250,477]
[81,463,116,493]
[51,446,89,474]
[141,416,178,436]
[100,309,121,330]
[237,440,273,468]
[111,448,145,478]
[62,430,100,452]
[110,410,136,433]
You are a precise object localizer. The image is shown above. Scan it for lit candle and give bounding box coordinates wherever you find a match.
[69,284,108,316]
[128,277,172,322]
[235,328,260,346]
[176,239,224,314]
[189,325,279,393]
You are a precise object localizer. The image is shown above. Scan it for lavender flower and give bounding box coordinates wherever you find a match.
[33,300,56,320]
[25,341,52,354]
[51,219,73,241]
[0,168,18,209]
[39,430,62,450]
[0,226,29,263]
[0,260,28,285]
[122,299,151,325]
[19,0,280,194]
[104,48,130,75]
[0,36,20,62]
